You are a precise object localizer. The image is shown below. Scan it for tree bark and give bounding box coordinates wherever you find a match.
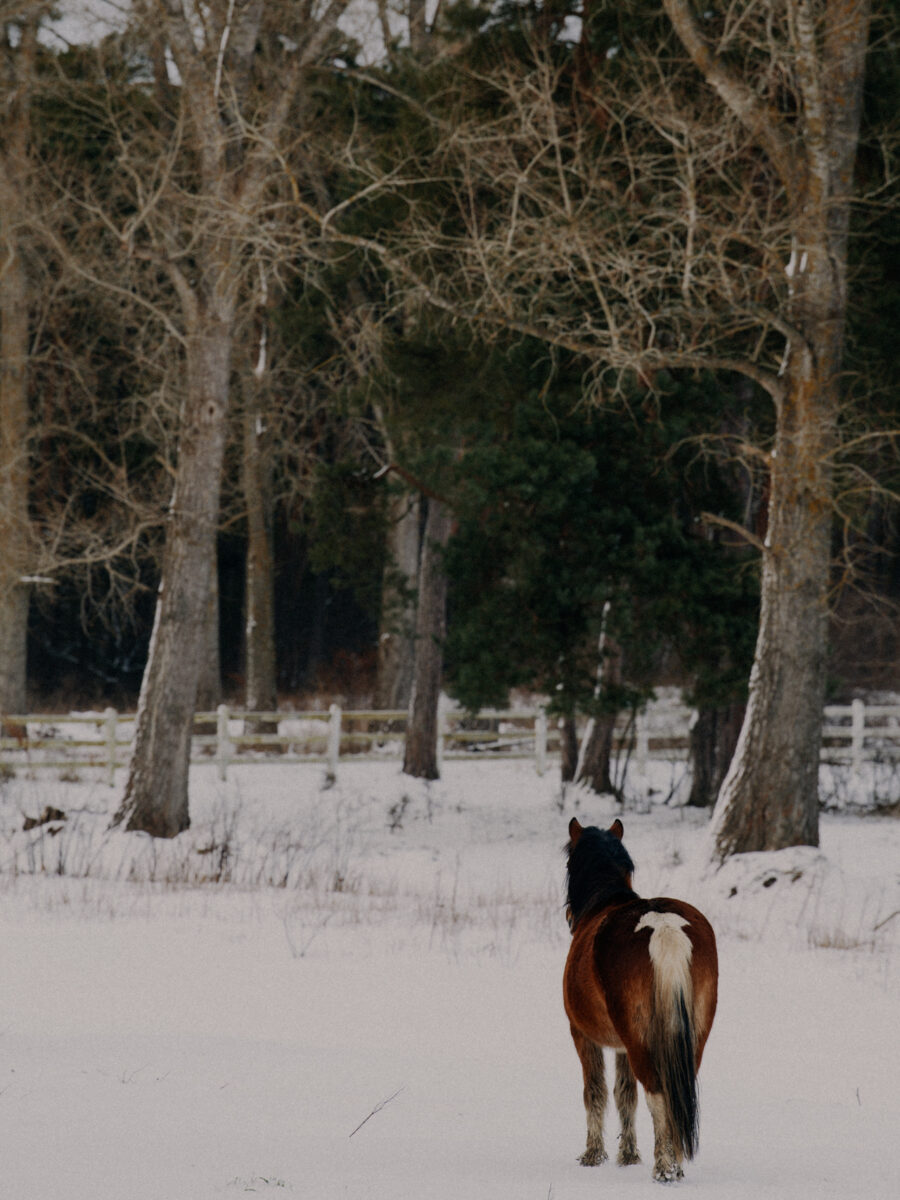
[114,321,232,837]
[375,490,420,710]
[403,497,452,779]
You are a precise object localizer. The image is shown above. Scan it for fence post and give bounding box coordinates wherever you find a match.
[850,697,865,787]
[217,704,230,781]
[327,703,342,781]
[104,707,117,787]
[535,708,548,776]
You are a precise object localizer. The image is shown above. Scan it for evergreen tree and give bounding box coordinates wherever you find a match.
[439,347,759,755]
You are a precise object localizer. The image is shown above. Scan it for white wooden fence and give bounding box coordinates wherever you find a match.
[0,698,897,785]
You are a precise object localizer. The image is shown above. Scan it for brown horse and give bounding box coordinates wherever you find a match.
[563,818,718,1182]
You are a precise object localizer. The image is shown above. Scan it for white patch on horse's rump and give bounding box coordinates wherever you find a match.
[636,911,695,1050]
[635,911,693,974]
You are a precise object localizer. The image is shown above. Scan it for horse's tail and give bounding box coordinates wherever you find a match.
[640,911,699,1160]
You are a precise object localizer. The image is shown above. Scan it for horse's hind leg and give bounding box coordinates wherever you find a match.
[646,1091,683,1183]
[573,1034,608,1165]
[614,1052,640,1165]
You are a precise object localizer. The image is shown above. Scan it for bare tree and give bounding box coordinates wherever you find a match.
[105,0,358,836]
[339,1,879,857]
[662,0,872,859]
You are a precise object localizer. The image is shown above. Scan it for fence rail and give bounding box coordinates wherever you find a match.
[1,698,898,785]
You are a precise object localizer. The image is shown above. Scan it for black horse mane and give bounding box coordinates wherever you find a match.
[566,825,637,926]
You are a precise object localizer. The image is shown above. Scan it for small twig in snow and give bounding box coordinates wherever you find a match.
[348,1086,405,1138]
[872,909,899,932]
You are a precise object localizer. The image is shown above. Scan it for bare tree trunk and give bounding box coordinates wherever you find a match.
[559,714,579,783]
[403,497,451,779]
[0,222,30,715]
[195,554,222,712]
[114,322,232,836]
[576,716,618,796]
[687,702,744,809]
[0,17,37,716]
[710,366,834,854]
[243,370,277,727]
[375,490,420,710]
[408,0,428,54]
[576,613,622,796]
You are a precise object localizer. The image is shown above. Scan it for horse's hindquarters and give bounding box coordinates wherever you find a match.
[563,918,626,1051]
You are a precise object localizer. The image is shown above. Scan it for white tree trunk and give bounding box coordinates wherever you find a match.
[710,373,833,855]
[114,321,232,836]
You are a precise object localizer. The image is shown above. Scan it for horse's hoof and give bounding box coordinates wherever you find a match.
[579,1148,608,1166]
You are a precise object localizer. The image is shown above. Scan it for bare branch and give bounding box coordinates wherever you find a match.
[662,0,798,195]
[699,511,766,553]
[348,1087,405,1139]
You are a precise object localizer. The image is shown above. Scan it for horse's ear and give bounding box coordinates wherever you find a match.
[609,819,624,840]
[568,817,584,845]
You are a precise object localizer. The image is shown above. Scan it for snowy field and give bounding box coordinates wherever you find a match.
[1,758,898,1200]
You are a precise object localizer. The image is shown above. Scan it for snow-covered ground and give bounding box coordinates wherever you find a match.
[1,759,897,1199]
